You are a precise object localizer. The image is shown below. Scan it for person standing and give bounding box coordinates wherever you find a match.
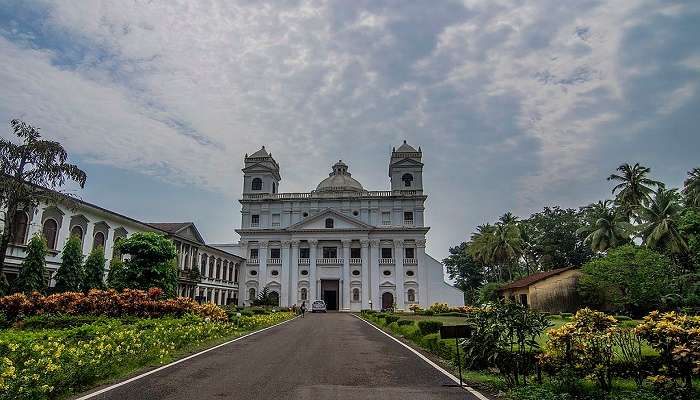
[300,301,306,318]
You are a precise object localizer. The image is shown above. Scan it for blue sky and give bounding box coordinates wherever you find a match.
[0,0,699,260]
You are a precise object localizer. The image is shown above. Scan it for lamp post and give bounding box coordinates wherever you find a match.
[369,300,373,310]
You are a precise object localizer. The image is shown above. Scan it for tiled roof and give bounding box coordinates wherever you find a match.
[147,222,192,234]
[499,267,576,290]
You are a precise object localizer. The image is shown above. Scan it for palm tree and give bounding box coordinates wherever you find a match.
[489,221,524,280]
[683,167,700,208]
[467,224,495,264]
[607,163,664,218]
[637,188,688,254]
[499,212,519,225]
[576,200,631,252]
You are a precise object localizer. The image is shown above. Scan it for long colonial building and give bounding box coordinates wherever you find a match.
[214,141,464,311]
[2,197,243,305]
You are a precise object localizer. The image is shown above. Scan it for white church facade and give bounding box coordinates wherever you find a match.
[215,141,464,311]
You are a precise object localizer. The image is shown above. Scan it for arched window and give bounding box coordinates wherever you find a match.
[93,231,105,252]
[269,291,280,306]
[201,254,207,275]
[300,288,307,300]
[402,173,414,187]
[70,225,84,243]
[325,218,334,228]
[209,256,215,278]
[248,288,256,300]
[272,182,276,193]
[251,178,262,191]
[42,219,58,250]
[216,259,222,279]
[11,212,28,245]
[407,289,416,302]
[352,288,360,302]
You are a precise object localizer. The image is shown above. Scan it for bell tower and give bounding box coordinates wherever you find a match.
[242,146,281,195]
[389,140,423,192]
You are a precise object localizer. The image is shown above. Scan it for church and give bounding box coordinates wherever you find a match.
[214,141,464,311]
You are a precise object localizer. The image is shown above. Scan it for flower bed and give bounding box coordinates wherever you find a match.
[0,312,294,399]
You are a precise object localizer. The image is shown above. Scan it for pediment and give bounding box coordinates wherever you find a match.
[390,158,424,168]
[242,162,277,173]
[286,209,374,231]
[176,224,205,244]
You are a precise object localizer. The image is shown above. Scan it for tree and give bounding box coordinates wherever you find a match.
[576,200,632,253]
[82,246,106,290]
[106,258,127,290]
[638,188,688,255]
[683,167,700,208]
[252,287,278,306]
[607,162,664,218]
[578,245,678,316]
[114,232,178,297]
[13,235,48,294]
[443,242,484,304]
[0,119,86,295]
[54,235,83,292]
[678,208,700,272]
[524,207,592,270]
[489,220,523,281]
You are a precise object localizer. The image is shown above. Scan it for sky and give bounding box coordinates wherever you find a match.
[0,0,699,262]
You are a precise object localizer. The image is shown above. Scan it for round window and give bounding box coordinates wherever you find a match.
[250,270,258,276]
[352,270,360,276]
[406,270,415,277]
[303,212,309,217]
[353,210,359,216]
[382,270,391,276]
[300,270,309,276]
[271,270,279,276]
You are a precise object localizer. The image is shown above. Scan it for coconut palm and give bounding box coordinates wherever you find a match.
[637,188,688,254]
[467,224,495,264]
[489,221,524,280]
[576,200,632,252]
[607,163,664,217]
[683,167,700,208]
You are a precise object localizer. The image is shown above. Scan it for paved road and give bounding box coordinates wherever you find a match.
[82,313,479,400]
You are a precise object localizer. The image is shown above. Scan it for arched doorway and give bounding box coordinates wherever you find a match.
[381,292,394,311]
[269,291,280,307]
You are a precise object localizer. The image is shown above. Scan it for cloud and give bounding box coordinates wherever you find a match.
[0,0,698,258]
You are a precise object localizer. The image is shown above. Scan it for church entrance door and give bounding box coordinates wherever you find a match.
[382,292,394,310]
[321,280,339,311]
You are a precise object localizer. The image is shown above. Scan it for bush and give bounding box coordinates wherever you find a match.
[250,307,270,315]
[429,302,450,313]
[560,313,573,318]
[397,319,414,326]
[615,315,632,321]
[384,315,400,324]
[435,312,468,317]
[408,304,422,313]
[478,282,501,304]
[421,310,435,316]
[417,320,443,335]
[361,309,377,315]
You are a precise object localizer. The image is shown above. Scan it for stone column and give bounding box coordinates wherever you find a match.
[416,239,428,307]
[309,240,318,301]
[258,241,268,291]
[341,239,351,311]
[370,239,381,310]
[360,240,370,309]
[281,240,291,307]
[290,240,299,306]
[103,228,115,276]
[394,239,405,311]
[82,221,94,255]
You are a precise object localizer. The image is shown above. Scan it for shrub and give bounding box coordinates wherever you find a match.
[429,302,450,313]
[112,232,179,297]
[82,246,107,291]
[250,307,270,315]
[478,282,501,304]
[384,315,400,325]
[421,310,435,316]
[408,304,422,313]
[397,319,414,326]
[361,309,377,315]
[417,320,443,335]
[435,312,468,317]
[14,236,48,295]
[421,333,455,360]
[54,236,83,292]
[560,313,572,318]
[615,315,632,321]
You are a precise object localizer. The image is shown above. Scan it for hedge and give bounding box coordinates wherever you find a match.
[417,320,443,335]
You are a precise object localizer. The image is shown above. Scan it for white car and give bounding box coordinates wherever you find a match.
[311,300,327,313]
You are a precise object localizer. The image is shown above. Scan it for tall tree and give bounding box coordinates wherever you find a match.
[0,119,86,294]
[489,220,523,281]
[115,232,178,297]
[683,167,700,208]
[443,242,485,304]
[607,163,664,218]
[82,246,107,290]
[14,235,48,294]
[524,206,593,270]
[468,224,498,281]
[638,188,688,254]
[577,200,632,253]
[54,235,83,292]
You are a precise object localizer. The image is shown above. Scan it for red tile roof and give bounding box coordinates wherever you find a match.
[499,267,577,291]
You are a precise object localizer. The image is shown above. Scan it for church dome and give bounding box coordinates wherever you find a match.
[315,160,364,192]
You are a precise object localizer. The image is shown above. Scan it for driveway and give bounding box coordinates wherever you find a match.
[80,313,480,399]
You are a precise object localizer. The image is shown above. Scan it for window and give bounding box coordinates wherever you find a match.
[271,214,280,227]
[300,270,308,276]
[350,247,361,258]
[249,288,256,300]
[352,288,360,302]
[404,211,414,224]
[209,257,215,278]
[272,182,276,193]
[271,270,279,276]
[250,270,258,276]
[519,294,528,307]
[352,270,360,276]
[302,212,309,218]
[325,218,334,228]
[42,219,58,250]
[93,232,106,252]
[300,288,307,300]
[381,211,391,225]
[270,248,281,259]
[250,248,259,259]
[251,214,259,226]
[322,247,337,258]
[402,173,413,187]
[405,247,415,259]
[299,248,310,259]
[201,255,207,275]
[406,270,415,277]
[381,247,392,259]
[251,178,262,191]
[234,266,239,282]
[11,212,28,245]
[70,225,83,242]
[382,270,391,276]
[352,210,359,216]
[216,259,222,279]
[407,289,416,302]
